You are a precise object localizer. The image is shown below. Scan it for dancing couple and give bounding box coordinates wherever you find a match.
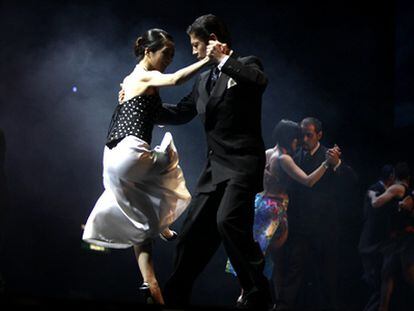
[83,14,272,310]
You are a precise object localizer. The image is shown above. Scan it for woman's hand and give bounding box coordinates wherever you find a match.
[399,194,414,213]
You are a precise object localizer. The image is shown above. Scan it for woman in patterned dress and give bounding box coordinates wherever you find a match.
[227,119,339,302]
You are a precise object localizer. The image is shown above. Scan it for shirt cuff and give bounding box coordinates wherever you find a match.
[217,55,230,71]
[333,159,342,171]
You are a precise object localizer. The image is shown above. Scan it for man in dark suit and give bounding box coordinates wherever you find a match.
[157,14,270,310]
[359,165,394,311]
[277,117,342,310]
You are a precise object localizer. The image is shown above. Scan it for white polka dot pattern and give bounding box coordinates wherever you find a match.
[106,94,161,147]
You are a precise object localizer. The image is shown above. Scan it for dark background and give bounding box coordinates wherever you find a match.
[0,0,413,309]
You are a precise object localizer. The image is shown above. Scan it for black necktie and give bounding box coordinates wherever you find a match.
[208,67,220,94]
[303,151,311,162]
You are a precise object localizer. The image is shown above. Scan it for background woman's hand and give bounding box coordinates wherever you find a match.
[399,194,414,213]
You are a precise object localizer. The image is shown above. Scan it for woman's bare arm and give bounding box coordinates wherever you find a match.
[369,184,405,208]
[141,57,210,88]
[279,154,328,187]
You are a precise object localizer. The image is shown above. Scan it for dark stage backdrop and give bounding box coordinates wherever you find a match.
[0,0,412,309]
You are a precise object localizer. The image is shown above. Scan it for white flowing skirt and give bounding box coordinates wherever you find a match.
[82,132,191,248]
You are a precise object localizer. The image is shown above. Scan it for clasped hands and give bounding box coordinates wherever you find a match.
[399,192,414,214]
[206,40,230,63]
[117,40,230,103]
[325,144,341,167]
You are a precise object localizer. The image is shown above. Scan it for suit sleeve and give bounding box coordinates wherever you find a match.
[220,56,268,89]
[329,162,359,200]
[155,79,198,125]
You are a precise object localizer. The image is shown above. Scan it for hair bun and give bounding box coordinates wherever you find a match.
[136,36,144,47]
[133,29,173,60]
[134,36,145,57]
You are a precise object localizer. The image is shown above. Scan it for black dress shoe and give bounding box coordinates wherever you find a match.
[139,282,154,304]
[236,293,245,308]
[236,291,271,310]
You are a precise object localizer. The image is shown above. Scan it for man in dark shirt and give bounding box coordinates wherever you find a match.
[278,117,343,310]
[367,162,413,311]
[359,165,395,311]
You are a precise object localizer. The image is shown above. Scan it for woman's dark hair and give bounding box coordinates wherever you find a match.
[272,119,301,151]
[134,28,173,61]
[395,162,410,181]
[186,14,231,47]
[380,164,394,182]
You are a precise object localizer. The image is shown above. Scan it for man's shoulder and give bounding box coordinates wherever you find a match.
[318,144,329,153]
[229,54,263,67]
[237,54,260,60]
[369,181,385,192]
[236,55,262,64]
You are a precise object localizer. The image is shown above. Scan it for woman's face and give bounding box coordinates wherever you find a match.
[290,138,298,154]
[148,40,175,72]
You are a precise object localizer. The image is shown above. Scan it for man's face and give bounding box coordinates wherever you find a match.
[189,33,207,60]
[301,124,322,151]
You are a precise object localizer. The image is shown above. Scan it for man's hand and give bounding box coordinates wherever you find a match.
[118,83,125,104]
[206,40,229,63]
[326,145,341,167]
[399,194,414,214]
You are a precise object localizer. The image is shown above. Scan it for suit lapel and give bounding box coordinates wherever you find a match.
[196,70,210,115]
[209,72,229,100]
[205,69,230,113]
[206,53,240,113]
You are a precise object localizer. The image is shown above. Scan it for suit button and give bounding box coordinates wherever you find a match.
[209,149,214,155]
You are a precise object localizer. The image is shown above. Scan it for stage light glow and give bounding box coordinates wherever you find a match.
[72,86,78,93]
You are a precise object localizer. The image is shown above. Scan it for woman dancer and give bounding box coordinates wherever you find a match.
[368,162,413,311]
[226,119,340,301]
[82,29,210,304]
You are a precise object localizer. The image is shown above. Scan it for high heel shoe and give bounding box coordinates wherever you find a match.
[139,282,154,304]
[159,230,178,242]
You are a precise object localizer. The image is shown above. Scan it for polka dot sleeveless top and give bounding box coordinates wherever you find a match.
[106,94,161,148]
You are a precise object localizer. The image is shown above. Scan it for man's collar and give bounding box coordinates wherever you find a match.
[309,142,320,156]
[229,50,237,59]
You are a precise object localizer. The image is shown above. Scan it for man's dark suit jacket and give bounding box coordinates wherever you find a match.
[287,145,343,236]
[157,54,267,193]
[358,181,388,254]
